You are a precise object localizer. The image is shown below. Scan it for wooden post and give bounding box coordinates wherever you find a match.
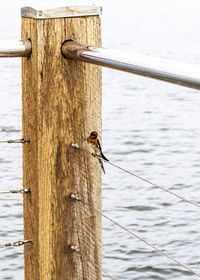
[21,6,102,280]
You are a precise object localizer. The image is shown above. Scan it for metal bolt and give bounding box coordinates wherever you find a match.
[70,245,80,253]
[71,142,80,149]
[24,189,30,194]
[70,193,81,202]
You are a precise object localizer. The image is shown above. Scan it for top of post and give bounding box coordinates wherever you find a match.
[21,5,102,19]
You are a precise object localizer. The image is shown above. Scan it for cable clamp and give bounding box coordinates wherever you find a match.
[20,138,30,144]
[12,240,32,247]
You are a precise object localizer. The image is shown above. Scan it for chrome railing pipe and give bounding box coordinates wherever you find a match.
[0,40,31,57]
[62,41,200,90]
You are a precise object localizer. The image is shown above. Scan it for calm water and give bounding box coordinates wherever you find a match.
[0,0,200,279]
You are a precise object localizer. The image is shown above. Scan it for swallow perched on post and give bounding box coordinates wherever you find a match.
[87,131,108,173]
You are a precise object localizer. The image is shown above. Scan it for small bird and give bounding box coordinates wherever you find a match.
[87,131,108,173]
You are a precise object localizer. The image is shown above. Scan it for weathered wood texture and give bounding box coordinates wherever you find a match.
[22,15,102,280]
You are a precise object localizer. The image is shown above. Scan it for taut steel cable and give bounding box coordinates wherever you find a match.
[71,143,200,210]
[71,193,200,279]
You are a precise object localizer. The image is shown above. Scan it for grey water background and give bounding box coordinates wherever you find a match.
[0,0,200,279]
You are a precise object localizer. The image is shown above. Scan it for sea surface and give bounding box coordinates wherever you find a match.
[0,0,200,279]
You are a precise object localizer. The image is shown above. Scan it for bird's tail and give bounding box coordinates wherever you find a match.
[101,152,109,162]
[98,159,106,174]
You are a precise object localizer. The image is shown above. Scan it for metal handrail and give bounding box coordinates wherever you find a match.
[62,41,200,90]
[1,39,200,90]
[0,40,31,57]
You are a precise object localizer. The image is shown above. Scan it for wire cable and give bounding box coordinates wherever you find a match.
[0,239,32,248]
[0,138,30,144]
[102,268,117,280]
[71,143,200,209]
[71,193,200,279]
[0,189,30,195]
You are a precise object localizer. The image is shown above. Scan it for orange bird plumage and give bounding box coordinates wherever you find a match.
[87,131,108,173]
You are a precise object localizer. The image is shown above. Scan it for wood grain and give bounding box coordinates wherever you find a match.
[22,15,102,280]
